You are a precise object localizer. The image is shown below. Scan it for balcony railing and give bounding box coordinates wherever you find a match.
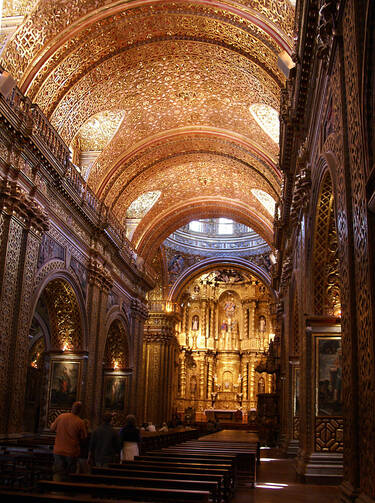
[0,71,154,282]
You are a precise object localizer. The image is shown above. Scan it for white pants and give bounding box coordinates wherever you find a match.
[121,441,139,461]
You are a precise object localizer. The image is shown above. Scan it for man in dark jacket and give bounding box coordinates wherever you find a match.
[88,413,121,466]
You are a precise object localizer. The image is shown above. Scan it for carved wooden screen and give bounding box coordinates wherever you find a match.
[44,279,83,351]
[312,172,341,315]
[104,320,129,370]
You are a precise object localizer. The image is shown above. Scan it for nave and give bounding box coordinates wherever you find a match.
[0,1,375,502]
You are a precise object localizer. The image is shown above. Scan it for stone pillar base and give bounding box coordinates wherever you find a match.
[296,451,343,484]
[286,439,299,457]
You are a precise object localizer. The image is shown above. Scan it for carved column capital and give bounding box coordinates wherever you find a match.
[88,257,113,292]
[0,180,49,235]
[131,298,149,321]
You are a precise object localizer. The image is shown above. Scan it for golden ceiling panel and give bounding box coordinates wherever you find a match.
[112,158,276,227]
[96,134,281,205]
[28,6,285,111]
[1,1,294,86]
[1,0,37,17]
[48,41,281,146]
[73,110,125,152]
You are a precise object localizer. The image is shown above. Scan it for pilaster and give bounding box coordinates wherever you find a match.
[0,180,48,433]
[85,253,113,427]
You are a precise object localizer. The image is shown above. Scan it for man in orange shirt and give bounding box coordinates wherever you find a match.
[50,401,87,480]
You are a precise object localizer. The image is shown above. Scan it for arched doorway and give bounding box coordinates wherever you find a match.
[25,278,85,431]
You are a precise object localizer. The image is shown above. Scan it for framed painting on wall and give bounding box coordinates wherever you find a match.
[315,336,342,416]
[103,375,128,411]
[49,360,81,409]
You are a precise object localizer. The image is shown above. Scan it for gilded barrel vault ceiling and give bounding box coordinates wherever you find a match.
[0,0,295,260]
[99,135,280,206]
[50,42,281,148]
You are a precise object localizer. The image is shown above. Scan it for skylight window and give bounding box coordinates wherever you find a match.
[189,220,203,233]
[250,104,280,144]
[251,189,276,216]
[218,218,233,235]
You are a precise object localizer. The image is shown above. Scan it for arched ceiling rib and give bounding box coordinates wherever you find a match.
[1,1,294,90]
[135,199,274,261]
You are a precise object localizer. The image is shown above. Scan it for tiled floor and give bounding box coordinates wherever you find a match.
[234,448,340,503]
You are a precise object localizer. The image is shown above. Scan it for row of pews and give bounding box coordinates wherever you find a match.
[0,429,259,502]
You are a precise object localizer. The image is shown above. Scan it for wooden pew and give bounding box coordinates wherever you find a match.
[108,461,233,498]
[92,465,224,500]
[0,489,134,502]
[170,443,257,486]
[137,452,237,486]
[38,480,210,502]
[70,472,220,503]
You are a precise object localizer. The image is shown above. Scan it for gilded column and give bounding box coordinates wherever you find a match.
[0,181,49,432]
[209,301,215,339]
[243,302,249,339]
[201,299,207,345]
[249,300,256,340]
[200,356,206,399]
[250,359,255,406]
[180,351,186,397]
[143,312,179,424]
[184,304,190,346]
[243,359,249,400]
[207,354,214,396]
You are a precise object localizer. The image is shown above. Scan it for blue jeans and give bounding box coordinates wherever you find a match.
[53,454,77,481]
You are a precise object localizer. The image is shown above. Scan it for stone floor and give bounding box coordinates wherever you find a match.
[234,448,340,503]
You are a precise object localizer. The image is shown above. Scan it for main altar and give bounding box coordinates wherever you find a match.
[175,268,276,422]
[205,409,243,423]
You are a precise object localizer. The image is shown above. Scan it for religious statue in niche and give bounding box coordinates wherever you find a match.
[224,299,236,317]
[192,315,199,331]
[220,296,238,350]
[190,375,197,397]
[259,315,266,333]
[221,319,228,332]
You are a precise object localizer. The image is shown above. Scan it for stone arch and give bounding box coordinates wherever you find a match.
[25,272,87,430]
[169,257,274,303]
[135,200,274,261]
[31,263,88,351]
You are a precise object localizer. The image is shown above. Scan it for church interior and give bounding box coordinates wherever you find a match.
[0,0,374,502]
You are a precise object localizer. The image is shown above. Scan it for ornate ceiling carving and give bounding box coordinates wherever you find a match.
[0,0,293,263]
[1,1,294,87]
[97,134,281,205]
[1,0,37,17]
[73,109,125,152]
[47,41,281,150]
